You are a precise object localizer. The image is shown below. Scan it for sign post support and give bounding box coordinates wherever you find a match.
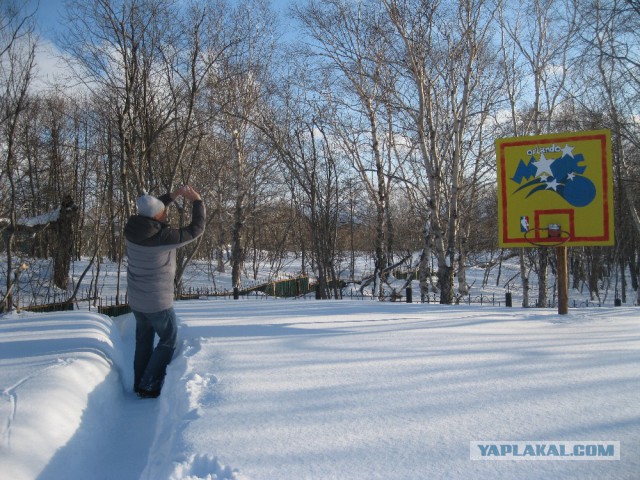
[557,246,568,315]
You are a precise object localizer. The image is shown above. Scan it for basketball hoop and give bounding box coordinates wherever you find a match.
[523,226,571,248]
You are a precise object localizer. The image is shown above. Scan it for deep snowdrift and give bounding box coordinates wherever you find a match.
[1,300,639,479]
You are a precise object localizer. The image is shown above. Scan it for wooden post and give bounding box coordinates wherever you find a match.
[557,245,569,315]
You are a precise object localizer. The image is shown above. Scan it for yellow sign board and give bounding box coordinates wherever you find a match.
[496,130,614,247]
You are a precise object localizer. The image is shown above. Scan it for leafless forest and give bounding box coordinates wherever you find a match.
[2,0,640,311]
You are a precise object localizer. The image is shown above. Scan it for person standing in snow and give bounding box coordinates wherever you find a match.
[124,185,205,398]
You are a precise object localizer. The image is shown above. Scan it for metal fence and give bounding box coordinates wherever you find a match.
[8,281,621,317]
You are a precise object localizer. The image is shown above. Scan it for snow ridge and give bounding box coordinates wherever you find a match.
[1,358,69,450]
[0,312,118,479]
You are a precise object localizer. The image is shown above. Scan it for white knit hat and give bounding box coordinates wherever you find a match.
[137,194,166,218]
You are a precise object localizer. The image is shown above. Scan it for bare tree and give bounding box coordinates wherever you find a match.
[206,0,279,290]
[384,0,501,303]
[62,0,224,200]
[295,0,398,298]
[262,86,345,298]
[575,0,640,304]
[61,0,239,297]
[1,0,37,311]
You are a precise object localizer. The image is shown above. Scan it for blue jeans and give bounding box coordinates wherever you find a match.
[133,307,178,393]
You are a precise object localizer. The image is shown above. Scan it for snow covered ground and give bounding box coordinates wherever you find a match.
[1,298,639,479]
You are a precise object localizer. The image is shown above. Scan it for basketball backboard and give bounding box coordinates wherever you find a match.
[496,130,614,247]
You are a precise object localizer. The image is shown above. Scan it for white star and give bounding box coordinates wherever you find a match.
[562,144,574,158]
[535,153,555,176]
[567,172,576,181]
[539,174,549,182]
[545,178,559,190]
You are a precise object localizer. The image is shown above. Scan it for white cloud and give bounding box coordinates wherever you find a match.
[31,39,73,93]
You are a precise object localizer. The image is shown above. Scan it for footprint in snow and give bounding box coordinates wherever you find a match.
[172,454,238,480]
[185,372,219,408]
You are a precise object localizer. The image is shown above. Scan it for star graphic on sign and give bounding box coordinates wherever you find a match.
[545,178,559,190]
[534,153,555,176]
[567,172,576,181]
[562,144,574,158]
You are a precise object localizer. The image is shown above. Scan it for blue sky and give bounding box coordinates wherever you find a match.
[33,0,66,41]
[28,0,295,90]
[32,0,293,42]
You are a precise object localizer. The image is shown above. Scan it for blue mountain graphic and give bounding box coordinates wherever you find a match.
[511,157,538,183]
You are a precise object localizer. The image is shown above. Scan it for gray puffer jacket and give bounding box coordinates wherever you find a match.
[124,194,205,313]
